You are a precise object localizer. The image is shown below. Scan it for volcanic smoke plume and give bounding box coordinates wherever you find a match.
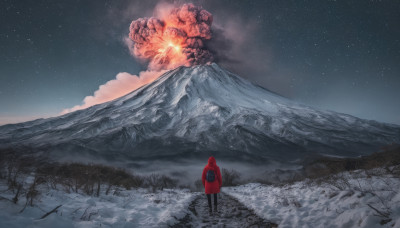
[128,3,214,70]
[61,3,215,114]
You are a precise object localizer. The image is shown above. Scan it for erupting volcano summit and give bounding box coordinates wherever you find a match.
[1,64,399,164]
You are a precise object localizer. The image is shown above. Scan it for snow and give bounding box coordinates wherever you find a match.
[1,163,400,227]
[0,63,399,164]
[0,180,198,228]
[223,168,400,228]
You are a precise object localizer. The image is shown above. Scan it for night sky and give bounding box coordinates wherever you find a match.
[1,0,399,125]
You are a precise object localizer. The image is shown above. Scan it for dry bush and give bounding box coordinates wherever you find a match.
[222,168,241,187]
[12,184,22,204]
[323,173,351,191]
[4,153,35,192]
[302,145,400,183]
[0,148,149,197]
[277,194,302,208]
[194,179,204,191]
[0,149,39,202]
[0,148,182,207]
[0,149,41,206]
[20,175,45,212]
[0,150,5,179]
[145,173,178,192]
[36,163,146,195]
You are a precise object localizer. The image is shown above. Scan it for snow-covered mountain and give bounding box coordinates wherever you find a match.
[0,63,399,163]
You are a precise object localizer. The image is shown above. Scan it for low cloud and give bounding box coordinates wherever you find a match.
[61,70,166,114]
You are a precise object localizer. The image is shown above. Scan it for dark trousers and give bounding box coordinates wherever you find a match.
[206,193,217,209]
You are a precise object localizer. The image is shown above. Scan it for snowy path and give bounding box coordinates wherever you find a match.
[171,193,277,228]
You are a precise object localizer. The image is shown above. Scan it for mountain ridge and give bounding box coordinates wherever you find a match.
[0,63,399,164]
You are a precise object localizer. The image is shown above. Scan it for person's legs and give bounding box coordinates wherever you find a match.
[206,194,212,212]
[213,193,218,212]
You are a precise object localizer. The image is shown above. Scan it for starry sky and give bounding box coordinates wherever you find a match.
[0,0,399,125]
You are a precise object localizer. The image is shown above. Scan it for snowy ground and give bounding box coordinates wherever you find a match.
[172,193,277,227]
[224,168,400,228]
[1,167,400,227]
[0,180,198,228]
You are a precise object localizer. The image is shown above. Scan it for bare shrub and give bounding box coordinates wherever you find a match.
[80,207,98,221]
[279,196,289,207]
[292,199,302,208]
[146,173,178,192]
[26,176,43,206]
[324,173,351,191]
[303,145,400,183]
[222,168,241,187]
[367,203,392,225]
[35,162,146,196]
[12,184,22,204]
[159,175,178,190]
[5,154,34,192]
[194,179,203,191]
[0,150,5,179]
[20,175,45,212]
[110,167,144,190]
[277,194,301,208]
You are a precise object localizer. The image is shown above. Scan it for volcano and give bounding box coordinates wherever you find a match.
[0,63,399,164]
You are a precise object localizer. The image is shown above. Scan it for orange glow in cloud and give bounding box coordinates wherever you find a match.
[128,3,214,70]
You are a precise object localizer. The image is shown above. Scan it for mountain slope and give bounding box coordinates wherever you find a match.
[0,63,399,163]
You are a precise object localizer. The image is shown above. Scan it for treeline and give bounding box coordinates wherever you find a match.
[255,144,400,185]
[0,148,178,208]
[303,144,400,180]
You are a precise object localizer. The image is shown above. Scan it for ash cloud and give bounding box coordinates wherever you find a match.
[125,2,276,93]
[127,3,214,70]
[62,2,274,115]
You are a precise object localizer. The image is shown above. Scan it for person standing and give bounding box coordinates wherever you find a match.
[202,156,222,214]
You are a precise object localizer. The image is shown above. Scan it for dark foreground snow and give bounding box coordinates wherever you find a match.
[1,166,399,227]
[224,167,400,227]
[172,193,277,228]
[0,179,197,227]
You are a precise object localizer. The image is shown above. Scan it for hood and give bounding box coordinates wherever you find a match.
[208,156,216,167]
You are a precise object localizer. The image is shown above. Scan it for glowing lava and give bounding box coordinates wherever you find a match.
[168,42,181,51]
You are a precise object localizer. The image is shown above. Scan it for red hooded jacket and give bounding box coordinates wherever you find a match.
[202,156,222,194]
